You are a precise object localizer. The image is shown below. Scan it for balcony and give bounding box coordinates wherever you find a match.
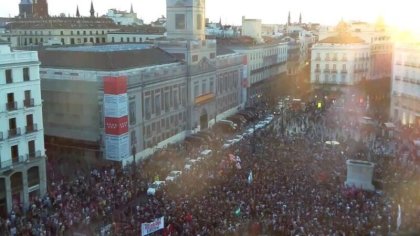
[26,124,38,134]
[0,159,12,169]
[315,57,321,61]
[342,58,348,62]
[341,70,348,74]
[331,69,338,74]
[323,69,330,73]
[24,98,34,108]
[8,128,21,138]
[27,150,42,160]
[12,155,27,164]
[315,68,321,73]
[332,57,338,61]
[6,101,17,111]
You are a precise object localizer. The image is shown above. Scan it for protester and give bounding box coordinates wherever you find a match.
[1,97,419,236]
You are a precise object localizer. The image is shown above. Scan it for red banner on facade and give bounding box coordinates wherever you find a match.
[103,76,128,95]
[105,116,129,135]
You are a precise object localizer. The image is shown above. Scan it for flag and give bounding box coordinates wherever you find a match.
[234,206,241,216]
[248,171,253,184]
[397,204,402,231]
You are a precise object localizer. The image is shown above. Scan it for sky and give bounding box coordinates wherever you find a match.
[1,0,419,33]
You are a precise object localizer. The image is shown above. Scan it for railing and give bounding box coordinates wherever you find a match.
[27,150,42,160]
[12,155,27,164]
[26,124,38,134]
[315,57,321,61]
[323,69,330,73]
[0,159,12,169]
[342,58,348,61]
[331,69,338,74]
[332,57,338,61]
[24,98,34,108]
[8,128,21,138]
[315,68,321,73]
[6,101,18,111]
[341,70,348,74]
[0,131,3,141]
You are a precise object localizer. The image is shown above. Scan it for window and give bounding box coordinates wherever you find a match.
[24,90,33,107]
[181,87,187,106]
[175,14,186,29]
[28,140,35,157]
[197,14,203,30]
[129,101,136,125]
[202,80,207,94]
[131,131,137,145]
[209,79,214,93]
[112,37,115,43]
[155,94,161,115]
[83,31,86,35]
[210,53,216,59]
[6,69,13,83]
[11,145,19,162]
[192,55,198,62]
[145,97,151,119]
[165,92,170,112]
[194,83,199,98]
[174,90,179,109]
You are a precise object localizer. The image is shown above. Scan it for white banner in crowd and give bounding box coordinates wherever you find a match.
[141,217,164,236]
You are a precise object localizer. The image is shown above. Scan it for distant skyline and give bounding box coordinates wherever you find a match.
[1,0,419,32]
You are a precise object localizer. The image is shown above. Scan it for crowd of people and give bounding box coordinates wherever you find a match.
[0,95,419,236]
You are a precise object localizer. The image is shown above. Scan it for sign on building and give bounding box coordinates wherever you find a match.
[103,76,130,161]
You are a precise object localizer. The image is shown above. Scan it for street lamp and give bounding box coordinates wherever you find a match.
[131,145,136,174]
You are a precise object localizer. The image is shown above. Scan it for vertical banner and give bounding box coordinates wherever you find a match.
[242,56,249,88]
[103,76,130,161]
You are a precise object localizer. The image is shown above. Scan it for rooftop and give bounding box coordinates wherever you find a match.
[6,17,118,30]
[48,44,152,52]
[319,33,365,44]
[217,36,286,49]
[216,45,236,56]
[111,25,166,35]
[39,44,179,71]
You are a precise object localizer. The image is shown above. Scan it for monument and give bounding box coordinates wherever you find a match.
[345,160,375,191]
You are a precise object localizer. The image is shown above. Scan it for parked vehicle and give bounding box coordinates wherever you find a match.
[165,171,182,182]
[147,181,165,196]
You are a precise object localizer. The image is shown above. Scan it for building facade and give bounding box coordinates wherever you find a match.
[241,17,263,43]
[319,20,393,81]
[391,43,420,126]
[105,7,143,26]
[218,37,288,103]
[19,0,49,19]
[106,26,166,43]
[0,42,46,216]
[310,34,370,87]
[1,18,119,47]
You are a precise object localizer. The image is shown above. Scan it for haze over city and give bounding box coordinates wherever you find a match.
[1,0,420,32]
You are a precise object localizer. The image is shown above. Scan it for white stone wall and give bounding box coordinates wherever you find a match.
[310,43,370,85]
[0,46,45,166]
[391,43,420,125]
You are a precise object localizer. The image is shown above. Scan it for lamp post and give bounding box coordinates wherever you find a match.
[131,145,136,174]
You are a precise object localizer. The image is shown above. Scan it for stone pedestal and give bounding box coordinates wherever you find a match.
[345,160,375,191]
